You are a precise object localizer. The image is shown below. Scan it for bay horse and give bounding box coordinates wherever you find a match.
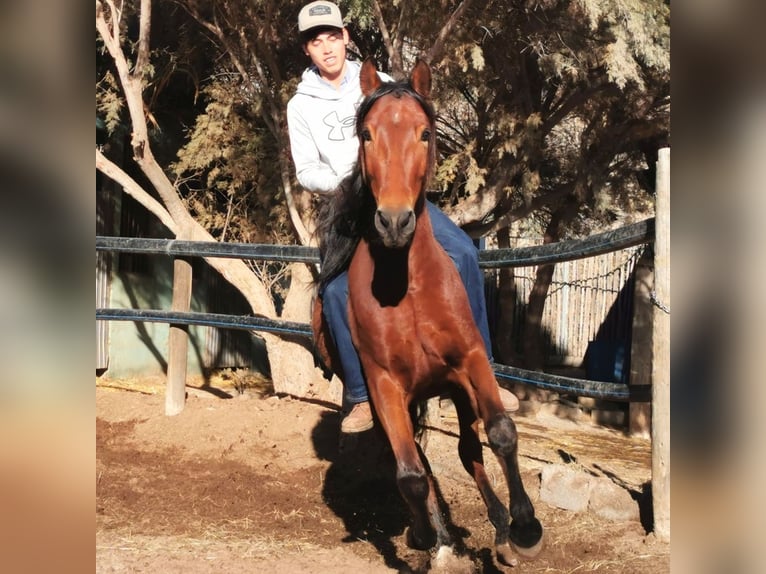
[312,59,543,567]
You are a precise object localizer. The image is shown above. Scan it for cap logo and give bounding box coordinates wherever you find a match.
[298,1,343,32]
[309,6,331,16]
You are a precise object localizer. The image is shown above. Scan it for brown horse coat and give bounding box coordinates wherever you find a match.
[313,59,543,567]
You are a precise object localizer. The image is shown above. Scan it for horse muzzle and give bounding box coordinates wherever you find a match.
[375,207,416,248]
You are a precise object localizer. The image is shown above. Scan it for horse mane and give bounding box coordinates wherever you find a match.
[314,171,372,288]
[314,78,437,290]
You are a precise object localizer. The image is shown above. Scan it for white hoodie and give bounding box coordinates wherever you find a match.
[286,59,393,193]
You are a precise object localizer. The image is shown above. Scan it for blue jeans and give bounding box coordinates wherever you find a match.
[321,201,492,406]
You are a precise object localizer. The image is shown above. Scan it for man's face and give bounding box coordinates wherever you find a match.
[304,28,348,82]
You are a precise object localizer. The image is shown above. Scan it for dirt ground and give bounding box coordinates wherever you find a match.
[96,375,669,573]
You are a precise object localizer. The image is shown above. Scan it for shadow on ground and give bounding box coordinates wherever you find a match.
[310,409,515,573]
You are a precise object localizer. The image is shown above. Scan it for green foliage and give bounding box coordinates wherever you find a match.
[172,80,289,246]
[342,0,377,31]
[97,0,669,246]
[96,71,124,135]
[575,0,669,90]
[428,0,669,234]
[435,140,487,201]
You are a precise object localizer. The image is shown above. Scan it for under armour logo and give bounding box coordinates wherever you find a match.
[323,111,356,141]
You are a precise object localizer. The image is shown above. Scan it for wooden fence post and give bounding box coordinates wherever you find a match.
[652,147,670,541]
[628,250,653,437]
[166,247,193,416]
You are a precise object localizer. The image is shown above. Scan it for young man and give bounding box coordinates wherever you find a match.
[287,1,518,433]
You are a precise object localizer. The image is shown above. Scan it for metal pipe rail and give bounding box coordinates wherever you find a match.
[96,218,653,268]
[96,218,655,403]
[96,307,647,402]
[479,218,653,267]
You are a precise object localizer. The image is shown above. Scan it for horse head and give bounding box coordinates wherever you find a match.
[357,59,436,249]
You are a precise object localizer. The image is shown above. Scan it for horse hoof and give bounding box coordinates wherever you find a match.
[512,536,544,559]
[405,526,436,551]
[495,542,519,567]
[509,518,544,559]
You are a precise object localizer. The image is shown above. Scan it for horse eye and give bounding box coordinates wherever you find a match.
[420,129,431,142]
[361,129,372,142]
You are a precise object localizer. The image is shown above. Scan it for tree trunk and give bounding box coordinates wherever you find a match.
[522,200,579,370]
[272,263,342,402]
[494,225,518,364]
[628,249,654,437]
[523,261,555,371]
[189,227,328,396]
[97,1,329,400]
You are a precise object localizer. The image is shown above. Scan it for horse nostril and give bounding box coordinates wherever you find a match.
[375,209,391,229]
[399,210,413,231]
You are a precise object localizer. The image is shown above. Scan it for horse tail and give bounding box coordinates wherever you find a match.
[314,172,372,289]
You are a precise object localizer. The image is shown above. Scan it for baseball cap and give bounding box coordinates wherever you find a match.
[298,1,344,33]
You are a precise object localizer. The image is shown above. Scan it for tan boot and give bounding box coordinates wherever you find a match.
[498,387,520,413]
[341,401,374,433]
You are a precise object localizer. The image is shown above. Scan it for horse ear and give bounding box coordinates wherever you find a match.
[410,59,432,99]
[360,58,381,97]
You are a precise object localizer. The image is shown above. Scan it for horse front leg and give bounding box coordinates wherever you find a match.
[366,375,451,552]
[451,388,518,566]
[466,356,544,560]
[486,412,544,558]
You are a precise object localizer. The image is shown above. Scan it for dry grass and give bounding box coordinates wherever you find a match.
[96,368,273,397]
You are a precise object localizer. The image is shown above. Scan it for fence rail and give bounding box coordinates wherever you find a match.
[96,218,653,268]
[96,307,648,401]
[96,217,654,403]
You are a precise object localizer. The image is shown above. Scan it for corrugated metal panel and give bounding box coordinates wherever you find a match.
[203,267,255,369]
[204,326,254,369]
[96,173,114,371]
[96,251,110,369]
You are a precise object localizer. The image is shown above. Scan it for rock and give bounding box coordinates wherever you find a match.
[539,464,641,522]
[539,463,591,512]
[588,476,640,522]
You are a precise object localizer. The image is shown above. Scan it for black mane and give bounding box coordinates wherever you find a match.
[314,171,373,288]
[314,79,436,289]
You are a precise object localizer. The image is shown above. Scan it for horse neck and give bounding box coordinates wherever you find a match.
[410,201,440,255]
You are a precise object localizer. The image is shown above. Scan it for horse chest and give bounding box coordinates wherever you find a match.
[351,280,465,374]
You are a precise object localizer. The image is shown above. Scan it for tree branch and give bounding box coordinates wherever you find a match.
[444,160,516,228]
[282,179,313,247]
[134,0,152,76]
[372,0,401,75]
[96,1,121,59]
[97,0,190,222]
[426,0,476,66]
[96,148,178,235]
[96,149,278,317]
[481,183,573,237]
[96,148,178,234]
[181,3,312,247]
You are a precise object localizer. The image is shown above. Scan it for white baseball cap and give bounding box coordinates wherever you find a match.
[298,1,344,33]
